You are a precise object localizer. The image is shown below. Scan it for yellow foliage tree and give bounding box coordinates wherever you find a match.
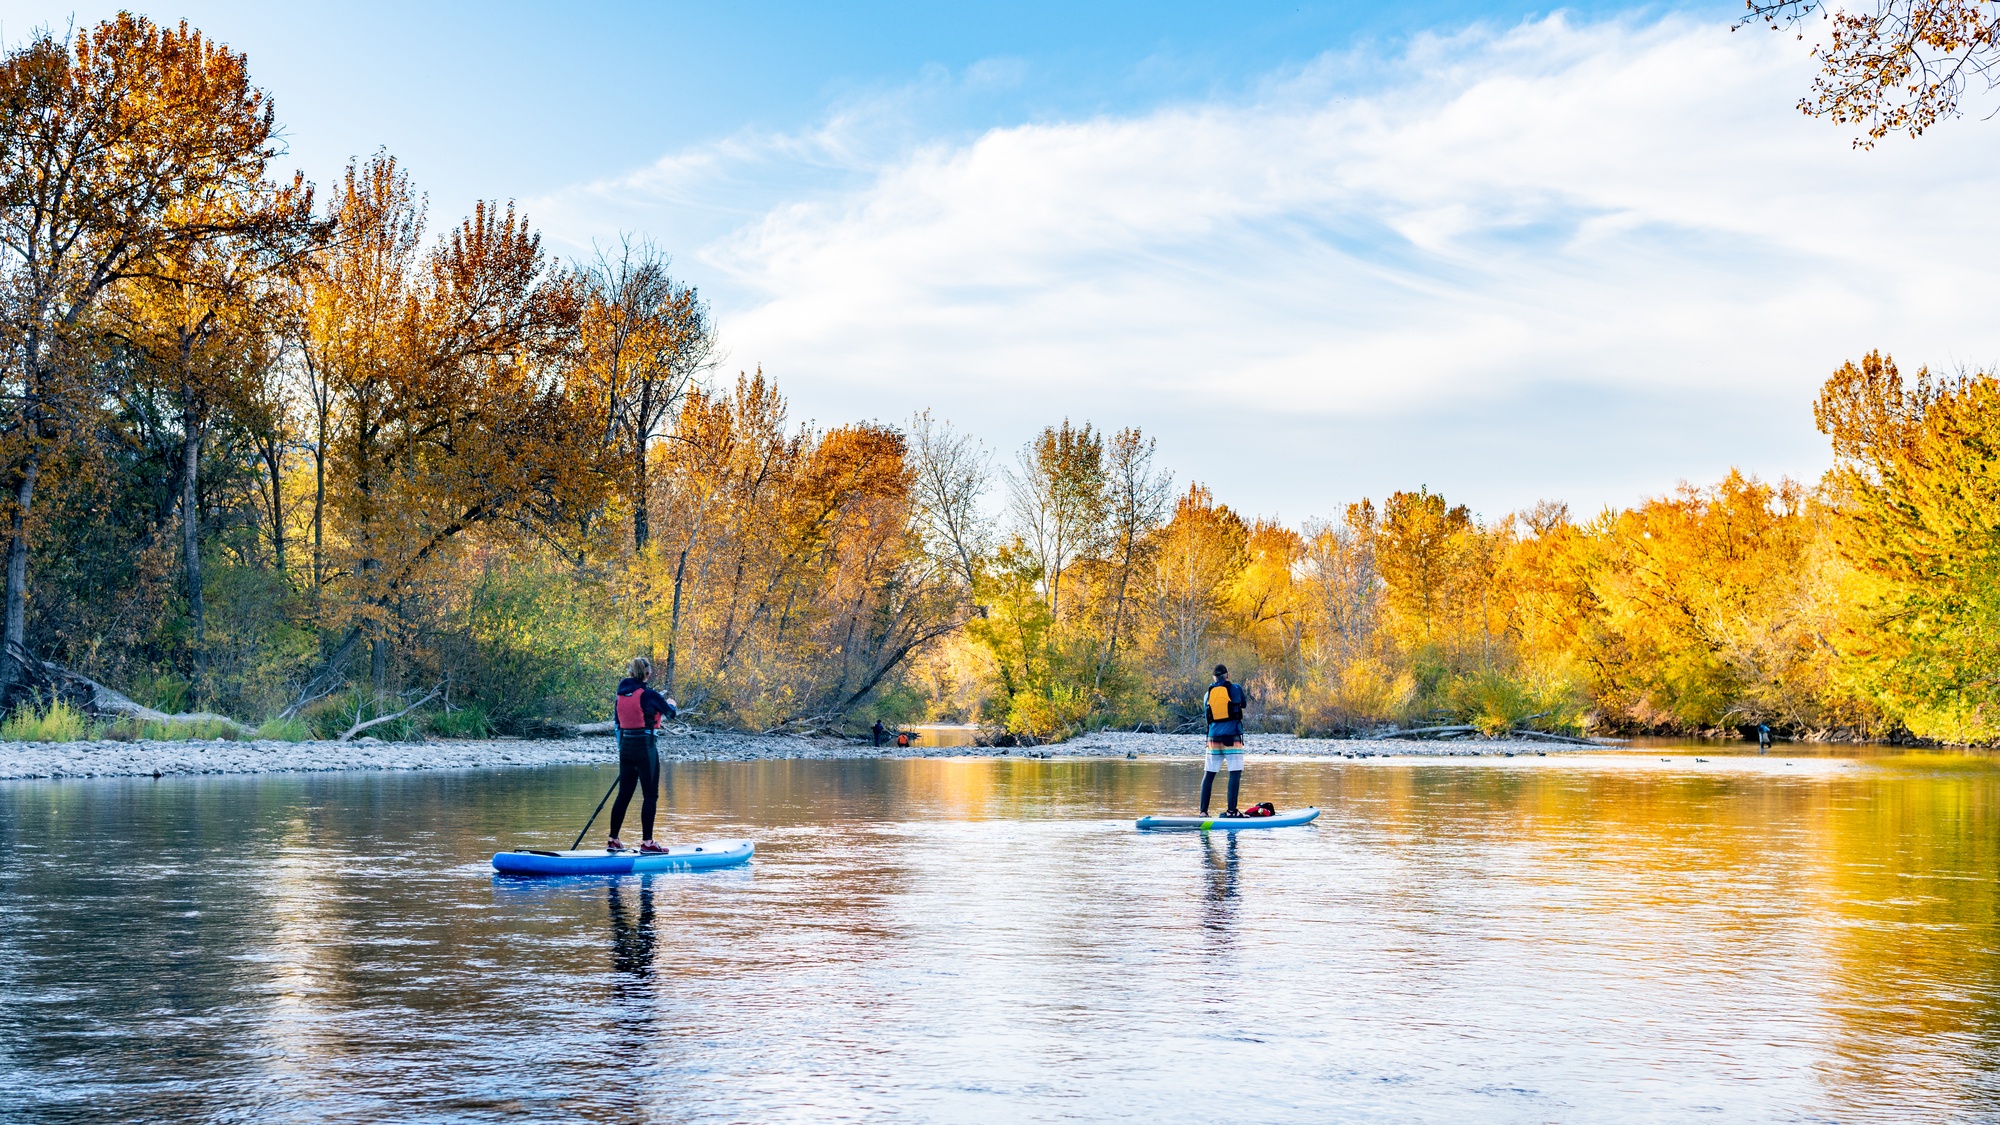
[1815,350,2000,740]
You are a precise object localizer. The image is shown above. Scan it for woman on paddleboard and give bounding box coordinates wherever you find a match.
[1201,664,1246,816]
[609,656,678,853]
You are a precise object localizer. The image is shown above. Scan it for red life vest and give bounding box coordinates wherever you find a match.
[615,688,657,731]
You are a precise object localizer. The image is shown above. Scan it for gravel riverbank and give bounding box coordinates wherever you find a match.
[0,728,1599,780]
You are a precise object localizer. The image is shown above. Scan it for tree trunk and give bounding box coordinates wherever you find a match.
[0,450,42,705]
[1096,534,1136,691]
[260,437,285,575]
[182,419,206,689]
[663,546,690,696]
[632,436,650,550]
[371,635,388,691]
[311,396,329,597]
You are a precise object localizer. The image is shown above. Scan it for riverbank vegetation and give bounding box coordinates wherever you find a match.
[4,17,1999,744]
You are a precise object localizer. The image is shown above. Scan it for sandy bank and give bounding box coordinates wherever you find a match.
[0,728,1595,781]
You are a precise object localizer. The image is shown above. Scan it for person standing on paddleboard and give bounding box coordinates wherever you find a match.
[1201,664,1246,816]
[609,656,678,854]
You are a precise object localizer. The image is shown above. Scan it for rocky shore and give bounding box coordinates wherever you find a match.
[0,727,1603,781]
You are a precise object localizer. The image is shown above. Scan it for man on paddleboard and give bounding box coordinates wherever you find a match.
[1201,664,1246,816]
[609,656,678,854]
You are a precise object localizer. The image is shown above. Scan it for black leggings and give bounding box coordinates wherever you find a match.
[1200,770,1240,815]
[607,731,661,842]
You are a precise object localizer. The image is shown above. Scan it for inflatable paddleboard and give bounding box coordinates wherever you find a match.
[1136,808,1320,830]
[491,839,753,876]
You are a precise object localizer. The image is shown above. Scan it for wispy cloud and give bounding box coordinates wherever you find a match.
[530,14,2000,518]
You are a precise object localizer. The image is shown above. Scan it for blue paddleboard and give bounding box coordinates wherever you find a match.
[1136,808,1320,830]
[492,839,753,875]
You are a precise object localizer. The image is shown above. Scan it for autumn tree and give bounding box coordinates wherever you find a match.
[1285,503,1414,733]
[575,237,713,552]
[767,423,958,720]
[907,409,992,595]
[634,373,956,726]
[1572,473,1815,729]
[288,153,588,704]
[1815,350,2000,739]
[1006,420,1107,621]
[104,221,314,695]
[1142,484,1249,694]
[1374,488,1476,653]
[0,15,308,705]
[1098,426,1172,677]
[1745,0,2000,143]
[1229,519,1305,683]
[1298,504,1382,672]
[646,371,795,699]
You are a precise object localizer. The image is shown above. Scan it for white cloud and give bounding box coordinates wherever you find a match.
[530,14,2000,518]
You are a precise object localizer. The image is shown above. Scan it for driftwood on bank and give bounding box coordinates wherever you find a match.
[570,718,697,737]
[1504,728,1600,746]
[1366,723,1612,746]
[40,663,254,736]
[1371,724,1479,740]
[337,684,443,742]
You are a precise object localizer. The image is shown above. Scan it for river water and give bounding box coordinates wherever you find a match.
[1,750,1995,1123]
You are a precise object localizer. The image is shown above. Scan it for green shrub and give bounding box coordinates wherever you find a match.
[1441,667,1588,736]
[98,715,245,742]
[127,670,191,715]
[0,699,93,742]
[198,561,319,718]
[1006,682,1096,741]
[456,567,634,728]
[175,718,242,741]
[427,705,494,739]
[849,684,924,733]
[1291,658,1419,736]
[254,716,313,742]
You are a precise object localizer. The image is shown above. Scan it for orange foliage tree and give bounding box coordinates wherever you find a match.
[0,15,310,704]
[287,153,596,706]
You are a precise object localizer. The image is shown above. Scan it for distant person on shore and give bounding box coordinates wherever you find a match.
[1200,664,1246,816]
[608,656,677,853]
[1758,723,1771,753]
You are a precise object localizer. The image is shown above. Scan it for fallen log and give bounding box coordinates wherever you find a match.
[1372,724,1478,740]
[1505,728,1599,745]
[566,719,694,737]
[40,663,254,736]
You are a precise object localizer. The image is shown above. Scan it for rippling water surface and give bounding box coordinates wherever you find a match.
[2,750,1996,1123]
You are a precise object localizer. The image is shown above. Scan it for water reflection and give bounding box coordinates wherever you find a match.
[0,753,1995,1122]
[609,880,658,983]
[1198,832,1240,940]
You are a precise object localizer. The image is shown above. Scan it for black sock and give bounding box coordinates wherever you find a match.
[1226,771,1240,811]
[1200,771,1216,814]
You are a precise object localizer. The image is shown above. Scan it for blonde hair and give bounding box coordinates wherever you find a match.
[626,656,652,681]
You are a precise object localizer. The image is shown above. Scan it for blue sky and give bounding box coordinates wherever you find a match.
[9,0,1994,524]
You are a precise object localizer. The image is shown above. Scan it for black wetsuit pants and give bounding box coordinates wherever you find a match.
[1200,770,1240,815]
[608,730,661,842]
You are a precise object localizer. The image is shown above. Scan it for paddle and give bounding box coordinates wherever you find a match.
[571,775,621,851]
